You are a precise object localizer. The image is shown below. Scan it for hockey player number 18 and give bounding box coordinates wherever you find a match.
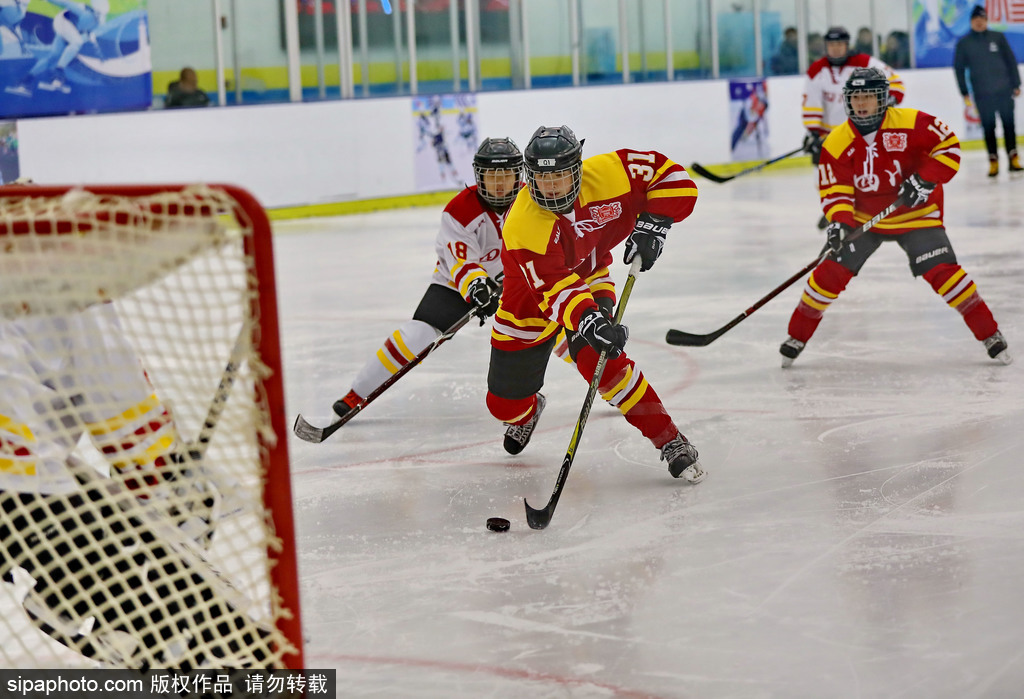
[448,241,468,259]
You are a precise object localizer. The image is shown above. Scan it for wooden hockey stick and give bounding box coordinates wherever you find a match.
[525,257,642,530]
[665,201,900,347]
[293,292,498,444]
[689,145,805,184]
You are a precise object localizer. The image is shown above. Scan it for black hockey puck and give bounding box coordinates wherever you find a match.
[486,517,511,532]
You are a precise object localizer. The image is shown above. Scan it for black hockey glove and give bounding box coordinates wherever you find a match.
[467,276,500,322]
[802,131,824,159]
[825,220,852,255]
[623,212,672,272]
[576,307,628,359]
[897,174,935,209]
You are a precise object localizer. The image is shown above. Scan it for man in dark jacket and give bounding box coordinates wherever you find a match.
[954,5,1022,177]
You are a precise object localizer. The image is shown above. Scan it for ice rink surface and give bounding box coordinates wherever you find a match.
[275,150,1024,698]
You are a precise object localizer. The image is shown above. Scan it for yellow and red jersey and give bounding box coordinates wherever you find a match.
[492,149,697,350]
[818,107,961,235]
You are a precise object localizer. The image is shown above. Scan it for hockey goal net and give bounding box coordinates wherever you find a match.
[0,183,302,670]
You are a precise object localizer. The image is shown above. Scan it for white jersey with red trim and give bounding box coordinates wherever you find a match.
[0,304,177,495]
[802,54,906,135]
[431,185,507,300]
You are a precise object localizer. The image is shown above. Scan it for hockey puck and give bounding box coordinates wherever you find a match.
[486,517,511,532]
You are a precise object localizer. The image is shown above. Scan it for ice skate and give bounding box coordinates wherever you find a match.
[988,157,999,178]
[333,389,363,418]
[660,433,705,482]
[503,393,545,455]
[780,337,806,368]
[983,331,1012,364]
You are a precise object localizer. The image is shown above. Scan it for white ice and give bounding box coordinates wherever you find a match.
[276,149,1024,698]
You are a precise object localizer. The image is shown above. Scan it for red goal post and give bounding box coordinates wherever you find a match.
[0,183,302,670]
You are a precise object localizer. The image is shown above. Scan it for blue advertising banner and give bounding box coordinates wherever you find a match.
[0,0,150,119]
[915,0,1024,67]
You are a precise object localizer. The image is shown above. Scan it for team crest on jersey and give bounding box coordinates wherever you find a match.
[590,202,622,225]
[882,133,907,152]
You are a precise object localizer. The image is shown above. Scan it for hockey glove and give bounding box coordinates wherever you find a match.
[825,220,852,255]
[623,212,672,272]
[897,174,935,209]
[467,276,500,322]
[802,131,824,159]
[576,307,628,359]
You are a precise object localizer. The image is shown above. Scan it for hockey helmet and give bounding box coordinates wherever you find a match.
[473,137,523,211]
[824,26,851,66]
[843,67,890,132]
[523,125,583,214]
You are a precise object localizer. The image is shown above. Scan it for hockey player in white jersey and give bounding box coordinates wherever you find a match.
[801,26,906,229]
[331,137,522,419]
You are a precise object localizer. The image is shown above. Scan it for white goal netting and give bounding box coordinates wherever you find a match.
[0,184,302,670]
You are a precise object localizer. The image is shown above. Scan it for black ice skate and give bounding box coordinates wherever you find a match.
[503,393,545,455]
[983,331,1012,365]
[780,337,806,368]
[660,433,705,482]
[333,389,363,418]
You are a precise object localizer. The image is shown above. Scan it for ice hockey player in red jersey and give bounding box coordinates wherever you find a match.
[780,67,1011,367]
[331,137,521,419]
[802,27,906,229]
[484,125,706,483]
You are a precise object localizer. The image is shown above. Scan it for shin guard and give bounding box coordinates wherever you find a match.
[923,263,998,340]
[787,259,854,342]
[351,320,441,397]
[574,346,677,448]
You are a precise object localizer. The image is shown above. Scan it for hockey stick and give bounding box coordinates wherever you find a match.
[525,257,643,530]
[293,293,497,444]
[689,145,805,184]
[155,326,250,542]
[665,201,900,347]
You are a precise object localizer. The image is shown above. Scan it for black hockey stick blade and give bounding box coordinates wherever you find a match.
[689,145,805,184]
[687,161,733,184]
[524,484,559,529]
[293,413,347,443]
[665,327,728,347]
[292,287,499,444]
[664,201,900,348]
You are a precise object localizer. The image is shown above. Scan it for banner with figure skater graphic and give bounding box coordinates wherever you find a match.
[412,93,478,192]
[0,0,151,119]
[914,0,1024,67]
[729,79,770,162]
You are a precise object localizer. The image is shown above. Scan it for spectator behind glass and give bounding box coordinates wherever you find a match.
[807,32,825,63]
[769,27,800,75]
[165,67,210,109]
[881,31,910,68]
[854,27,874,55]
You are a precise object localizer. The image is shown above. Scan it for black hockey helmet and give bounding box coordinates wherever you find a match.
[523,125,584,214]
[473,137,523,211]
[843,67,890,132]
[824,26,851,65]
